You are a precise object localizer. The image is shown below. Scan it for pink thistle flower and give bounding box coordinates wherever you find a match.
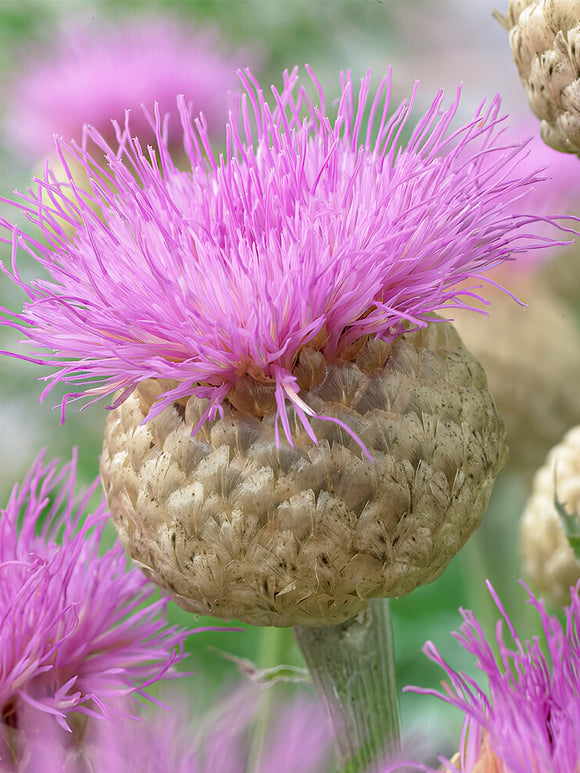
[385,581,580,772]
[0,451,217,733]
[3,15,245,159]
[0,67,573,448]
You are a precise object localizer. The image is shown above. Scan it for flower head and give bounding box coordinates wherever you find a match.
[3,14,245,159]
[495,0,580,154]
[0,67,572,449]
[521,424,580,604]
[387,580,580,772]
[0,451,211,732]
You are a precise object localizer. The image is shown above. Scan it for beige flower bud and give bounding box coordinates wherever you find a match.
[496,0,580,153]
[100,322,507,627]
[521,424,580,604]
[452,279,580,474]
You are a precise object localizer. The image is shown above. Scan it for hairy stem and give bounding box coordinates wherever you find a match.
[294,598,400,772]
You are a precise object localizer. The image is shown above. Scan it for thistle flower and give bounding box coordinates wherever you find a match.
[385,580,580,773]
[2,14,244,159]
[2,66,571,425]
[0,451,207,736]
[495,0,580,154]
[521,424,580,603]
[1,67,571,625]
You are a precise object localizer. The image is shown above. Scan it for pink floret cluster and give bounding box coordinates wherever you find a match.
[387,581,580,772]
[0,452,198,731]
[0,67,572,445]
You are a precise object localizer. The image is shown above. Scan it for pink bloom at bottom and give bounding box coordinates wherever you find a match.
[0,452,220,734]
[385,581,580,772]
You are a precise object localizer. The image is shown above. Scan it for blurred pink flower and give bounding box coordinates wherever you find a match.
[3,15,246,159]
[0,452,217,734]
[13,685,333,773]
[0,67,573,448]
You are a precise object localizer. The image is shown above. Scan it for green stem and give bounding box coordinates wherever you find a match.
[246,625,288,772]
[293,598,400,773]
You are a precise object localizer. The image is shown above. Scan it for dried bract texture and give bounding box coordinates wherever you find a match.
[101,322,507,626]
[3,15,244,158]
[521,424,580,604]
[0,452,192,735]
[497,0,580,153]
[0,67,570,449]
[386,581,580,772]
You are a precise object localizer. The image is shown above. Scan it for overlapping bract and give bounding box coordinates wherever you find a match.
[0,452,193,731]
[0,67,571,445]
[495,0,580,155]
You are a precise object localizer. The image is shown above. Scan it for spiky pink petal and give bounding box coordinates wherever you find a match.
[0,68,574,446]
[385,581,580,772]
[0,451,222,728]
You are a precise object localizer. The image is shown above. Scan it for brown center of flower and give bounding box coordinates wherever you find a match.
[226,336,393,419]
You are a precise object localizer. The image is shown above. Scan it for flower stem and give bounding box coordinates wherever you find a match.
[293,598,400,773]
[246,625,288,772]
